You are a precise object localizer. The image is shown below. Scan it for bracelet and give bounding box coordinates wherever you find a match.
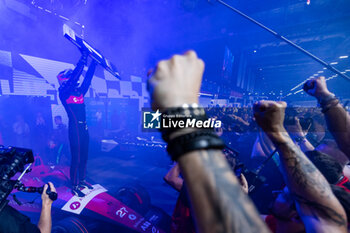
[317,93,339,113]
[317,93,336,106]
[321,99,340,114]
[166,130,225,161]
[163,103,205,116]
[293,135,306,143]
[161,104,209,142]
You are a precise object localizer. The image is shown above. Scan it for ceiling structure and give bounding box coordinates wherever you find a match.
[233,0,350,98]
[1,0,349,99]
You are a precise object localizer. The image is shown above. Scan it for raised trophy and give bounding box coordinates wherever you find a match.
[63,24,121,80]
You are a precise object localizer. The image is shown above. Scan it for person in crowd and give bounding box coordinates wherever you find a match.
[305,150,350,193]
[148,50,270,233]
[251,131,276,165]
[57,51,97,197]
[316,139,349,168]
[0,115,9,145]
[164,163,194,233]
[266,149,350,233]
[165,158,249,233]
[303,76,350,158]
[0,182,56,233]
[249,129,285,214]
[33,112,48,158]
[303,75,350,180]
[35,112,47,135]
[48,115,69,165]
[284,117,315,153]
[285,115,350,179]
[164,163,183,193]
[253,100,348,233]
[89,110,105,150]
[13,114,30,148]
[344,163,350,180]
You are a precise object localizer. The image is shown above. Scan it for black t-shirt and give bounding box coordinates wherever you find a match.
[0,205,40,233]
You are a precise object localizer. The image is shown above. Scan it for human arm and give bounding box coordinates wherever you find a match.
[344,165,350,180]
[295,137,315,153]
[258,130,276,156]
[80,59,98,95]
[148,51,270,233]
[254,101,347,233]
[65,52,88,88]
[59,53,88,100]
[178,150,267,233]
[285,117,315,153]
[164,163,183,192]
[304,76,350,158]
[230,114,250,126]
[239,173,249,194]
[37,182,55,233]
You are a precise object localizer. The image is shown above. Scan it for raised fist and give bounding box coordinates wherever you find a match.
[303,76,333,101]
[147,51,204,111]
[253,101,287,133]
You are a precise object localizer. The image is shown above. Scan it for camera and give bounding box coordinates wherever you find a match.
[0,146,34,212]
[223,146,265,193]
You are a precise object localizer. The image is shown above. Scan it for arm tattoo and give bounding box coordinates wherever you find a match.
[274,132,347,227]
[182,149,270,233]
[293,193,347,226]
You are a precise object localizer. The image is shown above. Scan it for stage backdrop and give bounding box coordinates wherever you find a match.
[0,49,150,129]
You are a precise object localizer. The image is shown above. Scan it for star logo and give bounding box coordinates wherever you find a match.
[150,110,161,122]
[143,109,162,129]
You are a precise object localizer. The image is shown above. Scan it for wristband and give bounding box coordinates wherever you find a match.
[293,135,307,145]
[317,93,336,106]
[293,135,306,143]
[317,93,339,113]
[321,99,340,114]
[166,130,225,161]
[163,103,204,116]
[161,104,209,142]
